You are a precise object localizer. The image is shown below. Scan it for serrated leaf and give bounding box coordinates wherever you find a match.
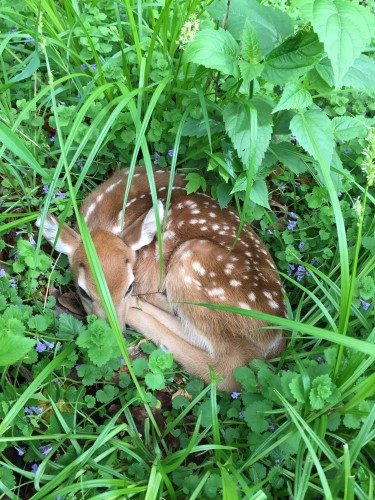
[132,357,149,376]
[243,400,272,433]
[263,31,324,84]
[76,318,117,366]
[0,332,35,366]
[311,0,375,87]
[58,313,85,340]
[183,28,239,77]
[250,180,270,209]
[332,116,368,141]
[289,375,305,403]
[290,109,334,168]
[223,96,273,170]
[185,172,206,194]
[238,61,263,87]
[207,0,293,56]
[341,55,375,91]
[270,142,308,175]
[96,384,119,403]
[77,364,101,385]
[234,365,258,392]
[273,82,313,112]
[241,20,261,62]
[145,372,166,390]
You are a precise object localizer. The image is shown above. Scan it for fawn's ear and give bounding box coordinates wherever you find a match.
[122,201,164,251]
[36,214,81,256]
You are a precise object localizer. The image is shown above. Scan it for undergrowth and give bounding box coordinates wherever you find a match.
[0,0,374,498]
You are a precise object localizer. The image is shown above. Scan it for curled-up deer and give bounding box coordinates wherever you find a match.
[36,166,287,390]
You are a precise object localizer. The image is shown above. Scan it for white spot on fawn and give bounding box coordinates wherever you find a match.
[192,261,206,276]
[230,279,241,287]
[208,287,225,297]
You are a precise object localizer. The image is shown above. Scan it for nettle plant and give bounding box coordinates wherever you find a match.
[0,0,375,498]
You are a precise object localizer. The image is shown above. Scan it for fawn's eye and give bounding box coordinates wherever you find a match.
[78,286,92,302]
[125,282,134,298]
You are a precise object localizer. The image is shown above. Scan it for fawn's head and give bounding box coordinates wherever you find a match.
[36,202,163,328]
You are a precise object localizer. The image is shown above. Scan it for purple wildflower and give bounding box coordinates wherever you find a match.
[30,236,37,247]
[343,148,350,154]
[25,406,43,415]
[9,28,18,34]
[49,136,55,143]
[120,358,126,366]
[14,446,25,456]
[77,92,81,99]
[231,392,240,400]
[39,444,53,456]
[279,85,283,91]
[267,229,274,234]
[81,64,87,70]
[36,339,55,353]
[9,278,17,288]
[90,63,97,71]
[13,250,19,261]
[298,242,305,250]
[337,192,342,198]
[59,101,66,106]
[43,185,49,194]
[238,411,244,420]
[120,13,126,18]
[53,379,61,384]
[360,298,370,311]
[275,459,283,466]
[287,220,297,230]
[77,160,84,170]
[55,192,66,199]
[268,425,275,432]
[168,149,175,157]
[154,152,160,165]
[317,356,324,364]
[31,463,39,473]
[0,269,5,277]
[295,181,301,188]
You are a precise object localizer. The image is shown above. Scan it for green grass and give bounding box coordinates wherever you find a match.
[0,0,374,498]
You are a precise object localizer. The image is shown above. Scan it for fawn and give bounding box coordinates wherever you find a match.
[36,166,287,391]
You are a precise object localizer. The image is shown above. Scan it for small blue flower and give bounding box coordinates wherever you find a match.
[59,101,66,106]
[238,411,244,420]
[343,148,350,154]
[279,85,283,91]
[268,425,275,432]
[25,406,43,415]
[267,229,274,234]
[298,242,305,249]
[90,63,97,71]
[49,136,55,143]
[36,339,55,353]
[154,152,160,165]
[337,192,342,198]
[55,192,66,199]
[76,92,81,99]
[287,220,297,230]
[30,236,36,247]
[360,298,370,311]
[231,391,240,400]
[168,149,175,157]
[81,64,87,70]
[13,250,19,261]
[43,185,49,194]
[31,463,39,473]
[9,278,17,288]
[0,269,5,278]
[77,160,84,170]
[317,356,324,364]
[295,181,301,188]
[39,444,53,456]
[14,446,25,456]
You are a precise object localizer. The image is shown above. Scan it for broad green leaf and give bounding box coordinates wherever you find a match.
[182,117,224,138]
[96,384,119,403]
[241,19,261,63]
[0,332,35,366]
[223,96,273,170]
[145,372,166,390]
[183,28,239,77]
[9,50,40,83]
[263,31,324,83]
[185,172,207,194]
[290,109,334,168]
[273,82,313,112]
[243,400,272,433]
[342,55,375,92]
[311,0,375,87]
[250,180,270,209]
[207,0,293,56]
[270,143,308,175]
[238,61,263,87]
[0,121,50,179]
[316,55,375,92]
[332,116,368,141]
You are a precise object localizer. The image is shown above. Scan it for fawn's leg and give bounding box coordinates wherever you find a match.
[126,300,241,391]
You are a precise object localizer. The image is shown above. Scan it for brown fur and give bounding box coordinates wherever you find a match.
[37,166,287,391]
